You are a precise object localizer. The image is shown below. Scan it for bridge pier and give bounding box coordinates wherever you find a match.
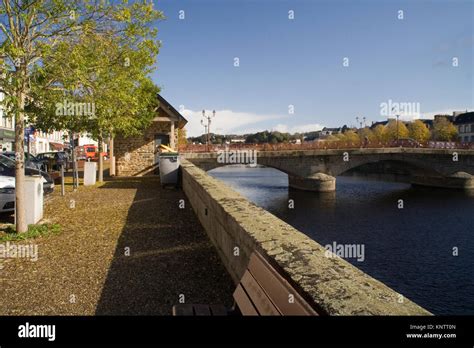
[411,172,474,190]
[288,173,336,192]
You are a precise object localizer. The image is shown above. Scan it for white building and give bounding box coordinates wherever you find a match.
[1,91,103,154]
[0,92,15,151]
[454,112,474,143]
[77,134,98,147]
[31,130,69,154]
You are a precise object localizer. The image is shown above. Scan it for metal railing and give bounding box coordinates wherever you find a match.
[179,140,474,153]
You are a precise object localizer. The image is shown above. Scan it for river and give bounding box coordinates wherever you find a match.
[209,166,474,315]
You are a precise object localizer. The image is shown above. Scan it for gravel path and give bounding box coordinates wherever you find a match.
[0,176,234,315]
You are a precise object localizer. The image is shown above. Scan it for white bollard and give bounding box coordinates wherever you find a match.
[83,161,97,186]
[24,175,44,225]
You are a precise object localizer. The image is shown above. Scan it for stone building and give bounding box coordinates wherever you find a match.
[115,94,187,176]
[454,111,474,143]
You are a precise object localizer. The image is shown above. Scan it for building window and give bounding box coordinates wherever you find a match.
[471,124,474,133]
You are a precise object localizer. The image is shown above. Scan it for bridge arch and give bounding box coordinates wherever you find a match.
[183,149,474,192]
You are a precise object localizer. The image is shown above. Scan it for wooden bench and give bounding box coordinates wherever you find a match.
[172,252,318,316]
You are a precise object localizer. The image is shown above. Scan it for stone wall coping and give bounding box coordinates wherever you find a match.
[181,159,431,315]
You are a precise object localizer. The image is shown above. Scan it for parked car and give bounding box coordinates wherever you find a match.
[0,175,15,213]
[0,154,54,194]
[36,151,70,171]
[1,151,44,171]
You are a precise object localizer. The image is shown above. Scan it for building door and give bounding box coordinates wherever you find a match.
[154,133,170,166]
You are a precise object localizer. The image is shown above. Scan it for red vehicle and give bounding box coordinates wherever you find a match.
[84,145,98,159]
[75,144,97,160]
[75,144,108,160]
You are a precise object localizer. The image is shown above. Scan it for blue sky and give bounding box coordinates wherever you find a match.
[152,0,474,136]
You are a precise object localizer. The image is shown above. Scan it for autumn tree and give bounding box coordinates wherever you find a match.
[408,120,431,143]
[1,0,163,232]
[385,119,409,141]
[432,116,458,141]
[358,127,375,143]
[342,130,360,144]
[325,134,339,142]
[372,124,387,143]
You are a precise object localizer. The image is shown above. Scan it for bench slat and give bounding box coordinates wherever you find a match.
[172,304,195,316]
[240,271,281,315]
[193,304,212,316]
[233,284,259,315]
[248,253,318,316]
[209,304,228,316]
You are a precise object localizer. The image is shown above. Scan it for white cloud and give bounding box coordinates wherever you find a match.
[272,123,324,133]
[374,108,472,122]
[181,108,287,136]
[417,108,471,119]
[181,108,325,136]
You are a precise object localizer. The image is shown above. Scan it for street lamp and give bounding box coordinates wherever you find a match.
[200,119,208,140]
[202,109,215,151]
[391,106,400,143]
[396,114,400,142]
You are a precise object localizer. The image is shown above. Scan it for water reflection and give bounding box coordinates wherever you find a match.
[209,165,474,315]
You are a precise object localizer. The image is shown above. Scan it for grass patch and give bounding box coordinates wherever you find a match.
[0,224,61,242]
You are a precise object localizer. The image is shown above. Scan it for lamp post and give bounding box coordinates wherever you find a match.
[391,106,400,143]
[356,116,364,129]
[396,114,400,142]
[200,119,208,146]
[202,109,215,152]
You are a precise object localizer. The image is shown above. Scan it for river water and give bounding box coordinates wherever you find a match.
[209,166,474,315]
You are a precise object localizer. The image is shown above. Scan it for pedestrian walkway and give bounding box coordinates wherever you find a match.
[0,176,234,315]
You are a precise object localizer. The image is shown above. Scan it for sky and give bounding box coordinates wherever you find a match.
[152,0,474,136]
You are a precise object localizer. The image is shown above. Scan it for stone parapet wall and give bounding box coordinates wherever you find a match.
[180,158,431,315]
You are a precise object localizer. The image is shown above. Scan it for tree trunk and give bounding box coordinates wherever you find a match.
[15,90,27,233]
[98,136,104,182]
[70,131,78,190]
[109,136,115,176]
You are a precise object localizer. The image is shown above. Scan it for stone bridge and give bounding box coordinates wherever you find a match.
[182,148,474,191]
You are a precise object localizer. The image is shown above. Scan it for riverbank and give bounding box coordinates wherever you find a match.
[0,176,234,315]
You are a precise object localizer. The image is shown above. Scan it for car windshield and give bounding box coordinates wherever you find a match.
[2,153,14,159]
[0,154,16,169]
[86,148,95,152]
[25,153,38,161]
